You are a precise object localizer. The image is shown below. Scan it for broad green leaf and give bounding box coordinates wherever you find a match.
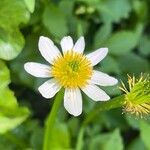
[89,129,123,150]
[59,0,79,36]
[0,0,30,60]
[0,0,30,29]
[100,23,143,56]
[24,0,35,13]
[104,31,139,55]
[0,61,17,107]
[43,3,68,39]
[59,0,75,17]
[94,23,112,47]
[0,107,29,134]
[102,85,122,98]
[0,120,43,149]
[0,88,18,108]
[138,35,150,56]
[97,0,131,23]
[0,87,30,134]
[100,56,120,74]
[119,53,149,74]
[83,95,125,125]
[127,137,147,150]
[101,109,127,130]
[0,28,25,60]
[125,114,140,129]
[0,60,10,89]
[0,61,30,134]
[48,122,71,149]
[140,121,150,150]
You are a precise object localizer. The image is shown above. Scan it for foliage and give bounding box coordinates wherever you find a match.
[0,0,150,149]
[0,60,30,134]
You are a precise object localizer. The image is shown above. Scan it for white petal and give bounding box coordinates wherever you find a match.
[73,36,85,53]
[38,36,61,64]
[60,36,73,53]
[64,88,82,116]
[81,84,110,101]
[24,62,51,78]
[90,70,118,86]
[86,48,108,66]
[38,79,61,99]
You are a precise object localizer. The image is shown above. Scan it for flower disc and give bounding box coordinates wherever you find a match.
[51,51,93,88]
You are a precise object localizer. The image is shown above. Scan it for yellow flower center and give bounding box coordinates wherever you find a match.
[51,51,93,88]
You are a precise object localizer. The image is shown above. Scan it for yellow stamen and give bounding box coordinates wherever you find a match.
[120,74,150,118]
[123,100,150,118]
[51,51,92,88]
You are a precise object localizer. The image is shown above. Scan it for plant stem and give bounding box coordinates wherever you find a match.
[43,89,64,150]
[76,127,85,150]
[83,95,125,126]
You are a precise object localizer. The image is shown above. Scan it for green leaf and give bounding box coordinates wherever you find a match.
[94,23,112,48]
[83,95,125,125]
[89,129,123,150]
[138,35,150,56]
[0,60,17,108]
[100,109,127,130]
[0,120,43,150]
[0,28,25,60]
[0,60,10,89]
[125,114,140,129]
[0,88,18,108]
[59,0,75,17]
[42,3,68,39]
[24,0,35,13]
[0,0,30,29]
[118,53,149,74]
[102,85,122,98]
[100,56,120,74]
[140,121,150,150]
[104,31,139,55]
[97,0,131,23]
[48,122,71,149]
[0,107,30,134]
[0,0,30,60]
[0,87,30,134]
[0,61,30,134]
[103,23,144,56]
[127,137,147,150]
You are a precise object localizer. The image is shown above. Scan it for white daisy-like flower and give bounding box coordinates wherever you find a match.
[24,36,118,116]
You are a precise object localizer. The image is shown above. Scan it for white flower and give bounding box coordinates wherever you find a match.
[24,36,118,116]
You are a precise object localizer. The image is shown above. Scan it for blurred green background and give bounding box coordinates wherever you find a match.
[0,0,150,149]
